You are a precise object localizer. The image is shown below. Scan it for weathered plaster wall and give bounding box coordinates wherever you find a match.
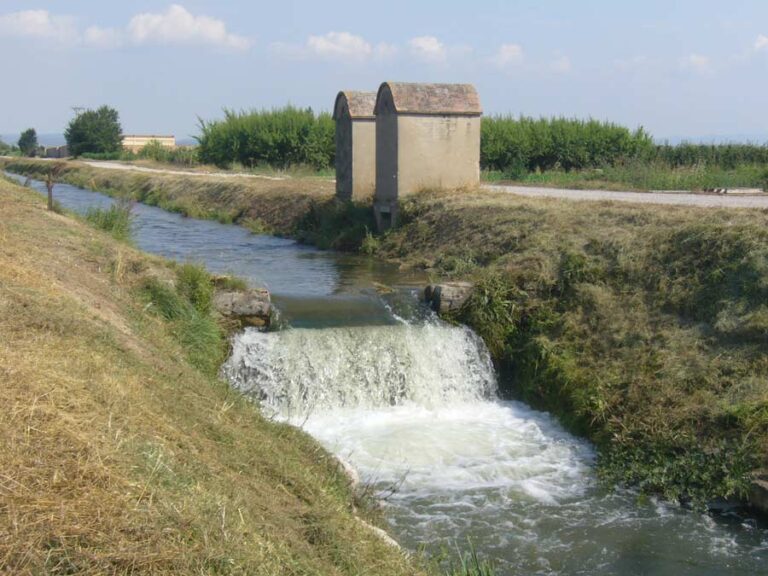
[375,107,399,205]
[335,115,353,201]
[351,119,376,200]
[396,114,480,196]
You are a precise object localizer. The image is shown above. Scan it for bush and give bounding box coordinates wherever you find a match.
[481,116,654,173]
[175,263,214,315]
[18,128,38,157]
[197,106,334,169]
[84,198,134,241]
[140,276,224,376]
[65,106,123,156]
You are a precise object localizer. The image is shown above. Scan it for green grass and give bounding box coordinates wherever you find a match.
[484,162,768,191]
[84,198,134,241]
[375,188,768,505]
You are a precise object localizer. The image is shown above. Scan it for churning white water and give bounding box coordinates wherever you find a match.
[223,324,767,575]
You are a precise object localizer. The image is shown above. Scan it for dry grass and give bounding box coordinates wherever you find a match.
[1,158,335,233]
[0,179,418,575]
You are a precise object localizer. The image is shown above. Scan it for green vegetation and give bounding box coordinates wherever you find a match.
[140,272,223,376]
[65,105,123,156]
[481,116,654,175]
[374,189,768,505]
[481,116,768,190]
[17,127,38,157]
[4,157,766,507]
[197,106,335,169]
[84,198,134,242]
[0,138,18,155]
[0,174,421,575]
[2,158,333,234]
[447,543,497,576]
[484,161,768,191]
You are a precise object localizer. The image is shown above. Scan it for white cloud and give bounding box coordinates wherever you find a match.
[680,53,712,74]
[492,43,524,68]
[84,26,123,49]
[374,42,398,61]
[550,55,572,73]
[127,4,249,50]
[755,34,768,51]
[0,5,249,52]
[306,31,371,61]
[0,9,78,43]
[409,35,447,63]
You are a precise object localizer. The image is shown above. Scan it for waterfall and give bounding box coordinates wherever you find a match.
[221,321,497,416]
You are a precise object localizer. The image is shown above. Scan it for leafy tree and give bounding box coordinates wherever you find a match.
[65,106,123,156]
[18,128,38,157]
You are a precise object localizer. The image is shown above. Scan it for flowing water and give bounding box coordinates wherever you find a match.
[9,172,768,575]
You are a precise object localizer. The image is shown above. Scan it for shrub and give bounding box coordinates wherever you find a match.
[17,128,38,157]
[65,106,123,156]
[140,276,224,376]
[84,198,134,241]
[481,116,654,173]
[175,263,214,315]
[197,106,334,169]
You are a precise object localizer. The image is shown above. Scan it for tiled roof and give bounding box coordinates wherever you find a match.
[333,91,377,119]
[375,82,482,115]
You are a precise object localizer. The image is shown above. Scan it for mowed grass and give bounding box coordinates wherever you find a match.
[483,162,768,192]
[0,179,418,574]
[2,158,335,232]
[377,189,768,504]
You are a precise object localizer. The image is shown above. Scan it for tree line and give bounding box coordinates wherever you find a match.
[9,105,768,176]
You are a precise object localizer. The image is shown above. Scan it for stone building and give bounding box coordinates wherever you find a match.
[44,145,69,159]
[121,134,176,153]
[373,82,482,229]
[333,91,377,201]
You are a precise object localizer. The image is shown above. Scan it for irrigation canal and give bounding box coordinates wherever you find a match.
[8,172,768,575]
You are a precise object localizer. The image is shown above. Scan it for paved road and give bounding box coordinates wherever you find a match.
[483,184,768,209]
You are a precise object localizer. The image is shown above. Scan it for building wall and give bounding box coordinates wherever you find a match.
[396,114,480,196]
[351,119,376,200]
[375,106,399,206]
[335,115,353,201]
[122,136,176,153]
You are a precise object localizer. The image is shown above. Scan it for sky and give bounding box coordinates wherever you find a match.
[1,0,767,143]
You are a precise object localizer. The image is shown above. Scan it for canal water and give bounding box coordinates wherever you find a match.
[8,172,768,575]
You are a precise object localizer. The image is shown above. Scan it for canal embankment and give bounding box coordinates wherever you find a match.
[0,175,419,574]
[4,157,767,512]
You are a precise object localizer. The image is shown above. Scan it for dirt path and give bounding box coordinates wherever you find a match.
[81,160,289,181]
[8,157,768,209]
[484,183,768,209]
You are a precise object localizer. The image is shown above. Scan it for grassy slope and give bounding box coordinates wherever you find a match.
[0,178,418,575]
[1,159,335,234]
[4,159,767,504]
[380,190,768,503]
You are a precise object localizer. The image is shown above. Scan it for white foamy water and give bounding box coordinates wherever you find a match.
[222,323,768,575]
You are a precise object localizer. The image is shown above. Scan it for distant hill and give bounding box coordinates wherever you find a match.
[1,133,66,147]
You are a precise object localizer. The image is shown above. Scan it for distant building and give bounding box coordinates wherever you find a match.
[333,91,377,201]
[44,145,69,159]
[121,134,176,153]
[373,82,482,229]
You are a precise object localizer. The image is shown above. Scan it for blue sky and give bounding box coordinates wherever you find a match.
[1,1,767,142]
